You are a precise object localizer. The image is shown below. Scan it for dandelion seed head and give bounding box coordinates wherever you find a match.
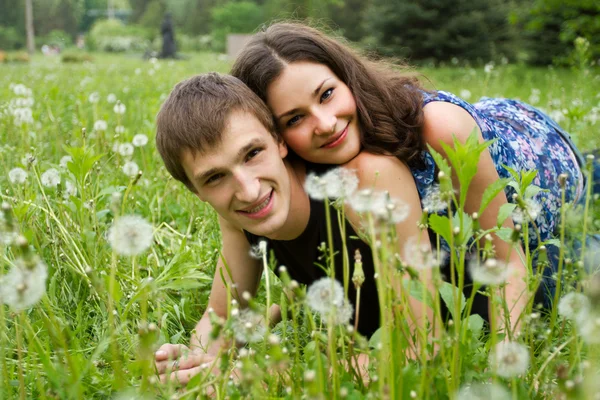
[0,258,48,311]
[132,133,148,147]
[107,215,153,256]
[558,292,590,321]
[122,161,139,178]
[489,341,529,378]
[230,308,266,343]
[304,173,327,200]
[107,93,117,103]
[8,167,27,184]
[113,102,126,115]
[328,300,354,326]
[577,314,600,344]
[403,236,444,270]
[460,89,472,100]
[63,181,77,199]
[373,197,410,224]
[93,120,107,132]
[457,382,510,400]
[118,143,134,157]
[348,189,387,214]
[59,156,72,169]
[115,125,125,134]
[88,92,100,104]
[512,198,542,224]
[306,277,344,315]
[469,258,513,285]
[21,153,36,166]
[41,168,61,188]
[421,184,447,212]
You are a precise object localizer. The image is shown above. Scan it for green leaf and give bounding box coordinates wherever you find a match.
[452,211,473,246]
[467,314,485,335]
[426,145,452,178]
[439,282,465,321]
[428,214,452,245]
[524,185,544,199]
[495,227,514,242]
[403,278,434,309]
[369,327,383,349]
[478,178,509,215]
[497,203,517,227]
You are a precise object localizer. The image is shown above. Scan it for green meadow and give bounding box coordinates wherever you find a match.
[1,53,600,399]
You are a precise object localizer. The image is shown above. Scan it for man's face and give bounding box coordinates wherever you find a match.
[181,110,292,238]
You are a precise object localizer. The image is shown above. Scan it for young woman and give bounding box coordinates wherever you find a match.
[231,22,593,327]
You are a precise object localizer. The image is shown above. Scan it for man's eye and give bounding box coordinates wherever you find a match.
[205,174,222,184]
[246,148,262,161]
[320,88,334,102]
[286,115,301,127]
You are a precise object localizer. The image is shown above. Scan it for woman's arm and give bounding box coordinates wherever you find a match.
[421,101,528,334]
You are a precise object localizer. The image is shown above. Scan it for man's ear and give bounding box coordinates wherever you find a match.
[278,140,288,158]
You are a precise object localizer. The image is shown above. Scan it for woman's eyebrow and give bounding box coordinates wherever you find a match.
[275,78,332,121]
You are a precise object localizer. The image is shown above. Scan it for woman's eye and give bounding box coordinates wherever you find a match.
[320,88,334,102]
[286,115,301,127]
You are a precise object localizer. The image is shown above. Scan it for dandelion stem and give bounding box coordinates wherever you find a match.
[16,312,26,400]
[549,181,568,336]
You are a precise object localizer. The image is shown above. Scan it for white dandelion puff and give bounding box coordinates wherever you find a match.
[41,168,61,188]
[107,215,154,256]
[489,341,529,378]
[59,155,72,169]
[230,308,266,343]
[122,161,139,178]
[457,382,510,400]
[132,134,148,147]
[107,93,117,103]
[306,277,344,315]
[421,184,447,213]
[512,198,542,224]
[93,120,107,132]
[347,189,387,214]
[21,153,36,167]
[118,143,134,157]
[469,258,513,285]
[459,89,472,100]
[558,292,590,321]
[321,168,359,198]
[115,125,125,134]
[576,312,600,344]
[113,102,126,115]
[304,173,327,200]
[63,181,77,199]
[8,168,27,184]
[373,197,410,224]
[403,236,443,270]
[0,258,48,311]
[88,92,100,104]
[249,240,268,259]
[327,300,354,326]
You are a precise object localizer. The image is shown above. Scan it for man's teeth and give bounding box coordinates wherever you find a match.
[246,193,271,213]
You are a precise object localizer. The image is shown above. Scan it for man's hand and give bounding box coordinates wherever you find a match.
[154,343,217,385]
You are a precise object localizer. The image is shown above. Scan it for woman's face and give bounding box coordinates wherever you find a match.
[266,61,361,165]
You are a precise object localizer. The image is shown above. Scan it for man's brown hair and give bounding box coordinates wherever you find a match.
[156,73,277,192]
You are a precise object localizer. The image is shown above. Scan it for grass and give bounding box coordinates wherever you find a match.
[0,51,599,399]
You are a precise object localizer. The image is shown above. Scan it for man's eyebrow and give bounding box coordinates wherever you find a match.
[275,78,332,121]
[194,138,265,183]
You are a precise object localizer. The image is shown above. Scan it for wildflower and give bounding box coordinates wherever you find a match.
[88,92,100,104]
[113,102,126,115]
[107,93,117,103]
[348,189,387,214]
[469,258,513,285]
[306,277,344,315]
[21,153,36,167]
[421,184,447,212]
[107,215,154,256]
[8,167,27,184]
[460,89,472,100]
[512,198,542,224]
[93,120,108,132]
[0,257,48,311]
[59,155,72,169]
[41,168,61,188]
[457,382,510,400]
[403,236,443,270]
[558,292,590,321]
[132,134,149,147]
[230,308,266,343]
[122,161,139,178]
[489,341,529,378]
[118,143,134,157]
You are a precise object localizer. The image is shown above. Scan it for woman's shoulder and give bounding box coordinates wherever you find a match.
[421,100,480,152]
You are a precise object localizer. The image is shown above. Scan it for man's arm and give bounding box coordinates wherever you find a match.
[155,215,263,384]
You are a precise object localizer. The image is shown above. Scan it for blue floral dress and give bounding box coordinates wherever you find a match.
[412,91,585,305]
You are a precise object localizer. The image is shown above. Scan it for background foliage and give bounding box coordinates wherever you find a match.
[0,0,598,65]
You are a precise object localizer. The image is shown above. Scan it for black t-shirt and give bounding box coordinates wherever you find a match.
[244,196,381,338]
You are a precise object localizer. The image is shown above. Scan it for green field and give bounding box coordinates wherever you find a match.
[1,53,600,399]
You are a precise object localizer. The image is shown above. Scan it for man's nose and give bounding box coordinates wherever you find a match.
[313,108,336,136]
[234,170,260,203]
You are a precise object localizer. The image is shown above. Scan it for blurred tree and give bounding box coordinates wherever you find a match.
[26,0,35,53]
[514,0,599,65]
[211,0,263,51]
[362,0,516,64]
[326,0,367,42]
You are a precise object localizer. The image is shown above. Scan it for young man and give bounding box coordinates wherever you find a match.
[154,73,379,384]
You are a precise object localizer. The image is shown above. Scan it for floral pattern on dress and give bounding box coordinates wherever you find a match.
[413,90,584,257]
